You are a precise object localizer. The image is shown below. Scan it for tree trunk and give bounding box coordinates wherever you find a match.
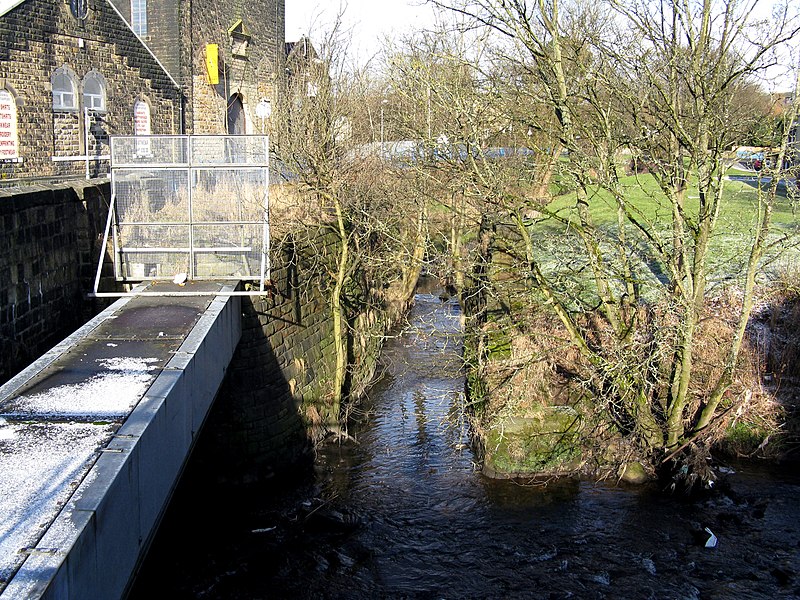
[331,194,349,413]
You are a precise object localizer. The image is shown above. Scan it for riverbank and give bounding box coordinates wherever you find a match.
[459,224,800,483]
[129,288,800,598]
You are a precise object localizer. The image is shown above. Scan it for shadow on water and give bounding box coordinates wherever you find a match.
[129,282,800,600]
[126,286,310,599]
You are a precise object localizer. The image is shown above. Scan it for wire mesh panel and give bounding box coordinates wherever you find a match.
[190,135,269,166]
[111,136,189,166]
[100,135,270,294]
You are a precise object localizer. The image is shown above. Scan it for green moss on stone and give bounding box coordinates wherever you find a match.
[483,407,581,476]
[619,461,650,484]
[486,329,512,359]
[720,421,771,456]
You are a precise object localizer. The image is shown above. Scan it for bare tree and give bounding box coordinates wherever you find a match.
[270,18,429,423]
[423,0,800,483]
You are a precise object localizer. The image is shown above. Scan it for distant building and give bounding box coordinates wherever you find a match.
[769,91,794,117]
[108,0,286,135]
[0,0,182,181]
[285,36,323,97]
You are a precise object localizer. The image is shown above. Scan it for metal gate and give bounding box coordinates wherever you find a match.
[92,135,270,296]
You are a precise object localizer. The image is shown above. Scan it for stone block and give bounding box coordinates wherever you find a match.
[483,408,583,477]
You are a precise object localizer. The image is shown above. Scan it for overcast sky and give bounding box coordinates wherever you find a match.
[285,0,439,64]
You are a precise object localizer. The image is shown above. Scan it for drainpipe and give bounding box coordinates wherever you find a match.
[179,93,186,134]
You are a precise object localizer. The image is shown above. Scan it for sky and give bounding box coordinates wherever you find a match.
[285,0,439,64]
[285,1,798,91]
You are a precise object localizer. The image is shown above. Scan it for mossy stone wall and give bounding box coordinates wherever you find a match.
[198,229,396,484]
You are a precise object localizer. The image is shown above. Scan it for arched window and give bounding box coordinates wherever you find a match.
[131,0,147,36]
[52,67,77,111]
[70,0,88,20]
[83,71,106,112]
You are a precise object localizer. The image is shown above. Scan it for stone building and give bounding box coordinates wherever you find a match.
[109,0,286,135]
[0,0,183,181]
[0,0,286,182]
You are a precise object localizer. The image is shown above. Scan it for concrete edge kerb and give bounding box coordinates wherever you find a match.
[0,286,146,401]
[169,284,239,359]
[0,287,242,600]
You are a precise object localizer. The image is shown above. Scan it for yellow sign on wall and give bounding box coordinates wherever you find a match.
[205,44,219,85]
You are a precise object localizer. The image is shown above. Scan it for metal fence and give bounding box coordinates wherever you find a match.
[92,135,271,296]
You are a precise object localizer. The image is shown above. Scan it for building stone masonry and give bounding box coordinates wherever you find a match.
[0,0,182,181]
[1,0,287,182]
[108,0,285,136]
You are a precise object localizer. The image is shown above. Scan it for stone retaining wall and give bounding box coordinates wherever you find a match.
[197,229,393,483]
[208,235,336,482]
[0,181,111,383]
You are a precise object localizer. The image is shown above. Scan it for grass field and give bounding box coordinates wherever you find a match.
[534,170,800,298]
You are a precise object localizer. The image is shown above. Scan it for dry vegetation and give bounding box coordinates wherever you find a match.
[471,279,800,482]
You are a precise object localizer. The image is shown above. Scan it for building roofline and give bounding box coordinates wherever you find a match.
[104,0,182,90]
[1,0,181,92]
[0,0,26,18]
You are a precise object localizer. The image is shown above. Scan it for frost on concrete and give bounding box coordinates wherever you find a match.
[0,355,161,584]
[3,357,161,419]
[0,421,113,584]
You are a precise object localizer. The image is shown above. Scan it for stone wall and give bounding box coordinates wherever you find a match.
[0,0,181,180]
[142,0,183,80]
[195,226,404,484]
[0,180,112,383]
[109,0,286,136]
[187,0,285,135]
[196,231,341,483]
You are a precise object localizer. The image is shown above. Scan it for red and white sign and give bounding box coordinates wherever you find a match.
[133,99,150,135]
[0,90,19,160]
[133,99,151,156]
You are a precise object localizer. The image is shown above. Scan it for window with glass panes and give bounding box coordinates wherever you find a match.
[83,72,105,111]
[52,69,77,110]
[131,0,147,35]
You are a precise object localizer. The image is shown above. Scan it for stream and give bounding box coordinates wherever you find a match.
[130,283,800,599]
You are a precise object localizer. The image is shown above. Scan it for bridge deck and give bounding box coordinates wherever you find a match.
[0,281,241,599]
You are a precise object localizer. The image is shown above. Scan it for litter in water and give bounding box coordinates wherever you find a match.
[704,527,718,548]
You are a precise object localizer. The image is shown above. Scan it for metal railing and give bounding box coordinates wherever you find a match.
[91,135,271,297]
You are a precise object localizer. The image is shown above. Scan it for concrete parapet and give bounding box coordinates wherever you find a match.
[0,282,241,599]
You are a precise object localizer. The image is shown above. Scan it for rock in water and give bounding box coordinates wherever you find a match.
[620,462,650,484]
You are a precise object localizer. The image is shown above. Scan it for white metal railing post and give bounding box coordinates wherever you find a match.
[84,107,90,179]
[187,135,195,280]
[110,160,121,283]
[93,138,117,295]
[259,135,270,292]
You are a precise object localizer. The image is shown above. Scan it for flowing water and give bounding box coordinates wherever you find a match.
[131,285,800,599]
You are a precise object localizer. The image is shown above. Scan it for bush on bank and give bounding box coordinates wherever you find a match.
[463,281,799,483]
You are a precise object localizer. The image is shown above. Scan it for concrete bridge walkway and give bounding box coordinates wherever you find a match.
[0,281,241,599]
